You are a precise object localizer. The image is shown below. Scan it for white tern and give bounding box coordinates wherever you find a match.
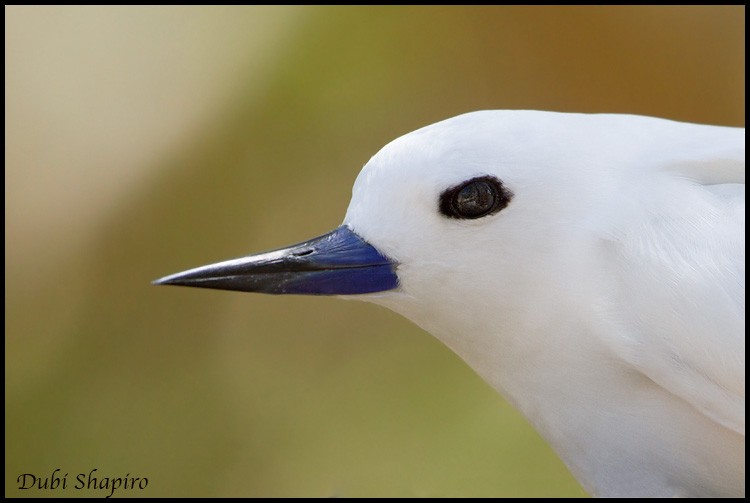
[156,110,745,497]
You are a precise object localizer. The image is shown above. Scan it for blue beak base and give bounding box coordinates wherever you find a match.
[153,226,398,296]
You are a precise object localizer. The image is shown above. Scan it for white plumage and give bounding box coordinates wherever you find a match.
[343,111,744,497]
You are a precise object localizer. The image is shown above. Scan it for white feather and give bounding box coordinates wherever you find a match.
[343,111,745,497]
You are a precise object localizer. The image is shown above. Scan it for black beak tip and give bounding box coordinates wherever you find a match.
[152,274,182,286]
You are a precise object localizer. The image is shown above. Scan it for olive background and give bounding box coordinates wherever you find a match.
[6,6,744,497]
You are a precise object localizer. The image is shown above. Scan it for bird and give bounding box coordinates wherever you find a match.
[155,110,745,497]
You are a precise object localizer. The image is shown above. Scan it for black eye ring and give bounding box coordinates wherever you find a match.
[439,176,512,220]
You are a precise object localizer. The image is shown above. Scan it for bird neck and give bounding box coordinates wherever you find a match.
[381,293,743,496]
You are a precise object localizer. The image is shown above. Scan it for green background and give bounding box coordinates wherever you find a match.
[6,6,744,497]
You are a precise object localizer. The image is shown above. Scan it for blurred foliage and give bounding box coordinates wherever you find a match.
[6,5,743,497]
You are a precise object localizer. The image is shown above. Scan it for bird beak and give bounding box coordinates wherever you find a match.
[153,225,399,295]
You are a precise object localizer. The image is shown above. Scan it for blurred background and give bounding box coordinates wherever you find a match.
[5,6,744,497]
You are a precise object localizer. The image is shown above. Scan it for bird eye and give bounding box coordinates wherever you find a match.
[439,176,512,219]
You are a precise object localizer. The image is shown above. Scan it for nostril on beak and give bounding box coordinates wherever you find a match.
[292,248,314,257]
